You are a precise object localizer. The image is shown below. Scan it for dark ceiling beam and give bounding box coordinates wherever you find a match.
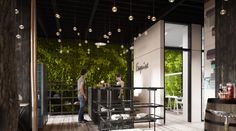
[180,3,203,10]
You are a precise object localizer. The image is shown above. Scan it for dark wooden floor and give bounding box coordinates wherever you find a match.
[42,115,98,131]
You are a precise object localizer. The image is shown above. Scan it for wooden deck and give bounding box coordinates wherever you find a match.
[42,115,98,131]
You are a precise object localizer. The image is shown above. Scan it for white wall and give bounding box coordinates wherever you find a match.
[191,24,202,122]
[134,20,164,123]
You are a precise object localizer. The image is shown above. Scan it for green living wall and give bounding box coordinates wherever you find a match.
[37,38,128,87]
[165,50,182,97]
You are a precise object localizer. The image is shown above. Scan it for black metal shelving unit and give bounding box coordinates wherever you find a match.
[94,87,165,131]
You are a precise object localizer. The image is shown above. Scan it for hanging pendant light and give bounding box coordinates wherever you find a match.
[112,0,118,12]
[56,32,60,36]
[15,9,19,14]
[59,28,62,32]
[151,0,156,22]
[220,0,226,15]
[128,0,134,21]
[108,31,112,36]
[169,0,175,3]
[88,28,93,32]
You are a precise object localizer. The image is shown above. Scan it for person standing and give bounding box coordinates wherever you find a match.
[77,68,88,123]
[116,73,125,100]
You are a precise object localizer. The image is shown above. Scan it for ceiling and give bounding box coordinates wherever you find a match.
[37,0,204,46]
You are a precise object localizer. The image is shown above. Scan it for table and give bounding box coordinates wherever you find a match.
[165,96,183,114]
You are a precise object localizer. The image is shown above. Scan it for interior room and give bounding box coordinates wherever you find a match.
[1,0,236,131]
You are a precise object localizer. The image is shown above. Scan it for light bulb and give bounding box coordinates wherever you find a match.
[19,25,24,30]
[103,34,107,38]
[220,9,226,15]
[88,28,93,32]
[58,39,61,43]
[55,13,61,19]
[151,16,156,22]
[73,27,77,31]
[107,40,110,43]
[59,50,63,54]
[169,0,175,3]
[123,51,126,54]
[15,9,19,14]
[147,15,151,19]
[108,31,112,36]
[128,15,134,21]
[16,34,21,39]
[59,28,62,32]
[134,37,137,41]
[121,45,124,48]
[126,49,129,53]
[78,43,82,46]
[138,33,142,37]
[112,6,118,12]
[106,35,110,39]
[56,32,60,36]
[117,28,121,32]
[144,31,148,35]
[66,50,69,53]
[85,40,88,44]
[77,32,80,36]
[87,48,90,52]
[87,51,90,54]
[120,53,122,56]
[97,45,100,48]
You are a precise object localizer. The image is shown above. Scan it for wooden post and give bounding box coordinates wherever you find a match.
[0,0,19,130]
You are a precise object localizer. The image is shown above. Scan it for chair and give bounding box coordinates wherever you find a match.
[175,97,183,114]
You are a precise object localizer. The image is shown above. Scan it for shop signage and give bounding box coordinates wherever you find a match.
[136,62,149,74]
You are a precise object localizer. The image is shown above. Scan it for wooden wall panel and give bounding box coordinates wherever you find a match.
[216,0,236,90]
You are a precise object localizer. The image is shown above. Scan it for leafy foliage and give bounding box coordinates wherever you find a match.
[37,38,128,87]
[165,50,182,96]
